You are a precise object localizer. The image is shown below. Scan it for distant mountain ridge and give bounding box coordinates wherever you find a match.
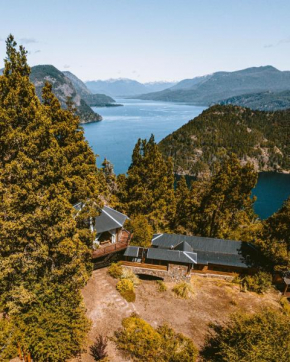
[218,90,290,111]
[63,71,120,107]
[30,65,102,123]
[85,78,177,97]
[135,66,290,110]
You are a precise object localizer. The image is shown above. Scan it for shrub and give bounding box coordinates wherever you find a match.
[115,315,198,362]
[108,262,123,279]
[156,280,167,292]
[280,297,290,315]
[90,334,108,361]
[121,268,140,286]
[116,279,136,302]
[172,282,193,299]
[242,271,272,294]
[201,309,290,362]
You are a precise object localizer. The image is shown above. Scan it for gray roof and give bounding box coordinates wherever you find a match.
[151,233,256,269]
[147,248,197,264]
[124,246,139,258]
[95,206,128,233]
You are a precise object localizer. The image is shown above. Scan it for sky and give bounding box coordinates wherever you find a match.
[0,0,289,82]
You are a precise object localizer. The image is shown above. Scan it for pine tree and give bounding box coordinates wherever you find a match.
[123,135,175,232]
[0,35,99,360]
[189,155,258,239]
[258,197,290,271]
[173,176,191,233]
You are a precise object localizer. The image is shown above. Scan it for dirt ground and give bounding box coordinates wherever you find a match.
[70,268,281,362]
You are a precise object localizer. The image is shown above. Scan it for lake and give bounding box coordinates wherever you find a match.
[83,99,290,219]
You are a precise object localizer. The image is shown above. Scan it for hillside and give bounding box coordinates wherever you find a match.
[85,78,176,97]
[159,105,290,177]
[218,90,290,111]
[136,66,290,107]
[63,71,120,107]
[30,65,102,123]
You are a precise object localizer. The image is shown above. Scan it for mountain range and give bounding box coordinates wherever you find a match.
[135,66,290,110]
[85,78,177,97]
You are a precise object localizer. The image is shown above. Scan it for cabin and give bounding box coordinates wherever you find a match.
[74,203,131,259]
[124,233,257,275]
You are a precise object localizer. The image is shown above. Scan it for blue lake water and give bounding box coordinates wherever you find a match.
[83,99,290,219]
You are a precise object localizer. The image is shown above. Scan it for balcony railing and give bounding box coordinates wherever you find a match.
[91,230,131,259]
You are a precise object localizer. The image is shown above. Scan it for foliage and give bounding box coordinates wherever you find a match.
[116,279,136,302]
[118,135,176,232]
[172,282,193,299]
[156,280,167,292]
[0,36,102,360]
[242,271,272,294]
[120,268,140,286]
[115,315,198,362]
[0,318,18,361]
[257,197,290,271]
[173,155,259,240]
[108,262,123,279]
[159,104,290,177]
[280,297,290,316]
[126,215,153,247]
[201,308,290,362]
[90,334,108,361]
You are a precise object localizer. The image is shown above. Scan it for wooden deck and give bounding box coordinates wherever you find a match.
[92,230,130,259]
[120,261,168,271]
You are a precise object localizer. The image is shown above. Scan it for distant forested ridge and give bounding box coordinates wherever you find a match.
[159,105,290,178]
[135,66,290,111]
[218,90,290,111]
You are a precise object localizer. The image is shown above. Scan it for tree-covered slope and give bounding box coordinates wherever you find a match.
[218,90,290,111]
[159,105,290,177]
[30,65,102,123]
[63,71,120,107]
[136,66,290,106]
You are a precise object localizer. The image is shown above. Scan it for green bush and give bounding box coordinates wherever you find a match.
[108,262,123,279]
[172,282,193,299]
[280,297,290,315]
[115,315,198,362]
[201,309,290,362]
[156,280,167,292]
[116,279,136,302]
[242,271,272,294]
[121,268,140,286]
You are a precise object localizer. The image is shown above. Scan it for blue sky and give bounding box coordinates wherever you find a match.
[0,0,289,82]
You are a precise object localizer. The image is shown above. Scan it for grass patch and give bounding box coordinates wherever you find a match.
[172,282,193,299]
[156,280,167,292]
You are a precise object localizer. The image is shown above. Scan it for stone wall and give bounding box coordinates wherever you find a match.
[122,263,191,282]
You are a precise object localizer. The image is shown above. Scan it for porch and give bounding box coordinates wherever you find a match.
[92,230,131,259]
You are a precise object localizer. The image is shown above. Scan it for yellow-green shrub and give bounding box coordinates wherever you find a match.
[116,279,136,302]
[242,271,272,294]
[172,282,193,299]
[108,262,123,279]
[121,268,140,286]
[115,315,198,361]
[156,280,167,292]
[280,297,290,315]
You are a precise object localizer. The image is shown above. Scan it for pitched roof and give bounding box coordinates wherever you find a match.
[147,248,197,264]
[94,206,128,233]
[151,233,256,268]
[124,246,140,258]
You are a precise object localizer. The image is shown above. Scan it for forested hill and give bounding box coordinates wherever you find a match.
[159,105,290,178]
[30,65,102,123]
[135,66,290,108]
[218,90,290,111]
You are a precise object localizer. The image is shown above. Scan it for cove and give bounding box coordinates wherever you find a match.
[83,99,290,219]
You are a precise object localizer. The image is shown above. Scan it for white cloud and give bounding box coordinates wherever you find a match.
[19,37,38,44]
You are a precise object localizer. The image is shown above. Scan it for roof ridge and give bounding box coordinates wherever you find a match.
[104,205,128,218]
[101,208,123,228]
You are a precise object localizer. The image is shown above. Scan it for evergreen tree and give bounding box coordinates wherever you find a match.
[122,135,175,231]
[127,215,153,247]
[0,35,99,360]
[258,197,290,270]
[173,176,191,233]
